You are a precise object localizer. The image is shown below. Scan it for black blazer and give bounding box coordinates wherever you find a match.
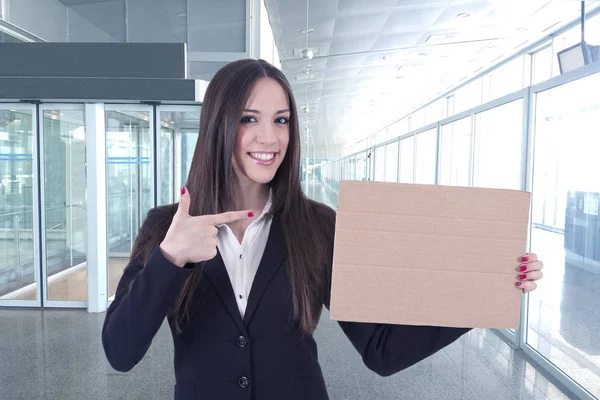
[102,205,471,400]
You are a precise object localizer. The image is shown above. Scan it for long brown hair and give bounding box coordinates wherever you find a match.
[153,59,334,335]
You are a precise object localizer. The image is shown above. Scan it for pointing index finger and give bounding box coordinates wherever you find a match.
[211,210,254,226]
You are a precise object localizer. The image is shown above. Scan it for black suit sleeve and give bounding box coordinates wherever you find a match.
[337,320,471,376]
[101,213,192,372]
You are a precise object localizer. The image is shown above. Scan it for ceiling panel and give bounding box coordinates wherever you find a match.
[266,0,599,148]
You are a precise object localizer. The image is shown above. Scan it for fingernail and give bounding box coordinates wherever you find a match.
[516,282,522,287]
[519,265,527,272]
[521,256,529,262]
[248,211,254,217]
[519,274,527,280]
[180,187,186,195]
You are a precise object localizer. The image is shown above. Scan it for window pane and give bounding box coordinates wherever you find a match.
[399,136,415,183]
[181,130,199,187]
[439,118,471,186]
[105,109,154,298]
[473,100,523,190]
[43,109,88,301]
[415,129,437,184]
[453,79,482,115]
[528,72,600,398]
[355,152,367,181]
[374,146,385,182]
[532,46,553,85]
[0,108,36,301]
[384,142,398,182]
[482,56,524,102]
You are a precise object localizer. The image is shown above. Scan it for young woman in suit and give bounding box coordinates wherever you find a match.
[102,59,544,400]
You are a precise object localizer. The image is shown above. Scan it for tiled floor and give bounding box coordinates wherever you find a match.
[0,183,588,399]
[0,308,575,400]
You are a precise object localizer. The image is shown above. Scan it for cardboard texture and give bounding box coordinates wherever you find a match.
[329,181,531,329]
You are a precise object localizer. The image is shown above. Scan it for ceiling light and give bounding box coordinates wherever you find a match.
[300,28,315,34]
[300,48,314,60]
[456,12,470,18]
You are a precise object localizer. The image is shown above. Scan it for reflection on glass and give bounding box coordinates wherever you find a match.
[439,118,471,187]
[384,142,398,182]
[159,109,200,205]
[106,109,153,298]
[473,100,523,190]
[0,109,36,301]
[181,131,199,187]
[399,136,415,183]
[374,146,385,182]
[355,152,367,181]
[415,129,437,184]
[43,109,87,302]
[528,72,600,398]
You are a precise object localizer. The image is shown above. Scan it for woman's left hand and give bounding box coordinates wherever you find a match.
[515,253,544,293]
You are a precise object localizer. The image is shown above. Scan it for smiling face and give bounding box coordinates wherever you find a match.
[232,77,291,186]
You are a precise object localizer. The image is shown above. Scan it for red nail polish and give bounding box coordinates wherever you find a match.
[180,187,185,195]
[519,265,527,272]
[521,256,529,262]
[248,211,254,218]
[519,274,527,280]
[516,282,522,287]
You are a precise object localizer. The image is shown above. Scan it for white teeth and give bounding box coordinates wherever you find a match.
[250,152,275,161]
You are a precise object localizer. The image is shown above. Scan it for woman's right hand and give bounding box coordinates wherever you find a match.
[159,187,254,267]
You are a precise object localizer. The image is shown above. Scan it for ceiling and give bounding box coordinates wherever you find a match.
[265,0,598,148]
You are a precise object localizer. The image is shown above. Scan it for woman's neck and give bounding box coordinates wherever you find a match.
[233,178,270,214]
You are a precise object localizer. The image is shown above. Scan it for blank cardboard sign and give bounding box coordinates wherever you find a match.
[329,181,531,329]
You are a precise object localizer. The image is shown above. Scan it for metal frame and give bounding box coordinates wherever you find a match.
[38,103,87,309]
[86,103,108,313]
[0,103,41,308]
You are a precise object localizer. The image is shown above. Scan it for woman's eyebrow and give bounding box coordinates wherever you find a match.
[243,109,290,114]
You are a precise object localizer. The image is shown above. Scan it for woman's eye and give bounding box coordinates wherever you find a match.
[276,117,290,124]
[241,115,257,124]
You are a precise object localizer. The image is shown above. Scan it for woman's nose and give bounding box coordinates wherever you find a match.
[256,124,277,144]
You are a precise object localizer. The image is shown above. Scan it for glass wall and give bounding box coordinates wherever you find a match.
[374,146,385,182]
[439,117,471,187]
[0,107,36,303]
[399,136,415,184]
[384,142,398,183]
[528,72,600,398]
[415,129,437,184]
[322,11,600,398]
[181,130,199,187]
[472,100,523,190]
[105,107,154,298]
[158,108,201,204]
[42,107,87,302]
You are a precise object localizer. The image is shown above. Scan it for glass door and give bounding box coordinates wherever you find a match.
[0,104,41,307]
[105,105,154,300]
[156,105,201,206]
[39,104,88,306]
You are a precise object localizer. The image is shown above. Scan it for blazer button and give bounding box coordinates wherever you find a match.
[238,376,250,388]
[236,336,248,348]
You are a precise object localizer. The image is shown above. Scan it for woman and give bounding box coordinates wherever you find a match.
[102,59,544,400]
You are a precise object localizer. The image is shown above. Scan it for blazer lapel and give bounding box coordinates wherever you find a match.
[200,251,246,332]
[243,215,285,326]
